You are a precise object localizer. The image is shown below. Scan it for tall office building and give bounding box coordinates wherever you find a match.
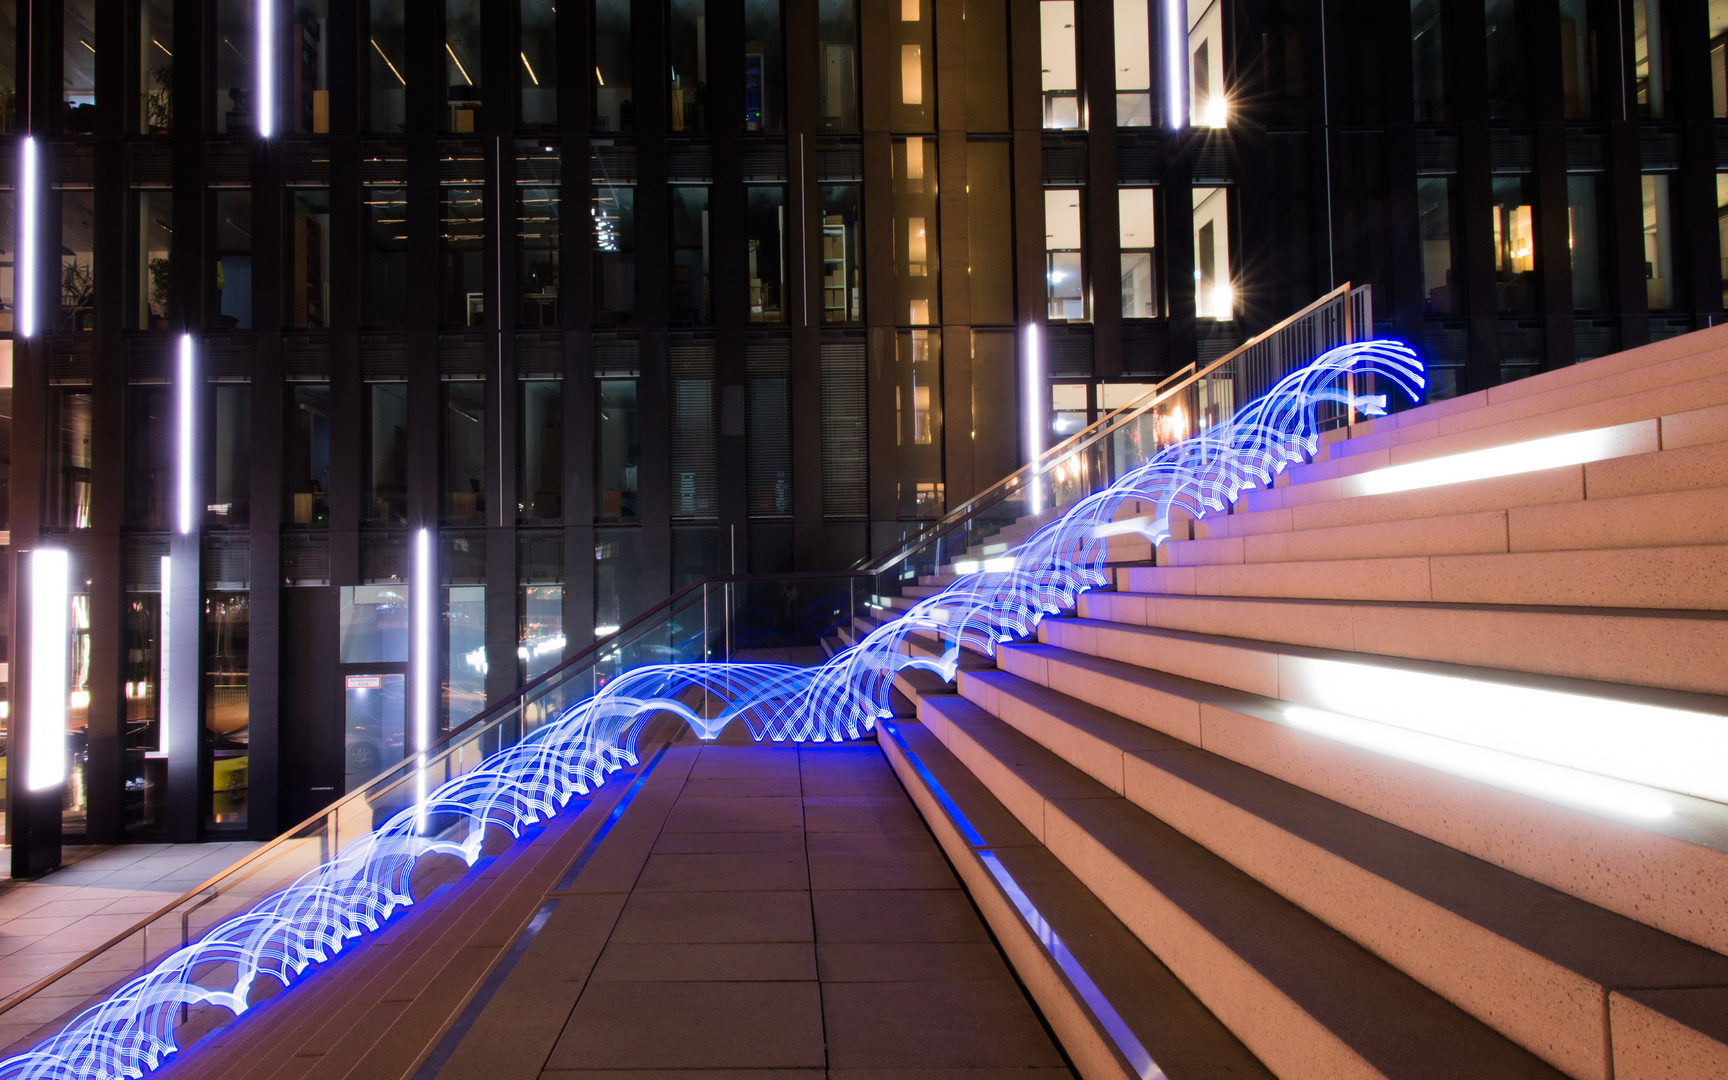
[0,0,1725,846]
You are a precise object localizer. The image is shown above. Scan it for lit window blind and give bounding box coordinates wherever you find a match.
[820,336,867,519]
[669,340,717,520]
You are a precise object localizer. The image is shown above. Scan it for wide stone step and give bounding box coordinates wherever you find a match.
[915,695,1568,1080]
[950,666,1728,1080]
[980,639,1728,956]
[1120,542,1728,610]
[1077,590,1728,697]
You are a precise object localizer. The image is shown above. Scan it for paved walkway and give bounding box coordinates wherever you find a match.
[434,737,1072,1080]
[0,841,261,1022]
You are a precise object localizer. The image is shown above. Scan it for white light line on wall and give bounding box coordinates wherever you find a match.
[1343,423,1646,498]
[178,335,196,535]
[19,136,37,338]
[1025,324,1044,514]
[257,0,275,137]
[28,549,69,790]
[156,555,172,759]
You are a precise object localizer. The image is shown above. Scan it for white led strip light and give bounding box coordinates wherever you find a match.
[28,550,69,790]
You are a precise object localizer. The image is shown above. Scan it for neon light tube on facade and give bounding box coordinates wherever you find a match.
[28,549,69,790]
[1163,0,1186,130]
[18,136,36,338]
[178,335,195,535]
[156,556,172,759]
[413,527,434,823]
[1024,324,1043,514]
[257,0,275,137]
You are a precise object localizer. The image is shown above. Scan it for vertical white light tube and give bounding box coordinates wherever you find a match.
[413,527,434,823]
[257,0,275,137]
[28,550,69,790]
[178,334,195,535]
[1024,324,1044,514]
[1163,0,1186,130]
[18,136,36,339]
[157,555,172,758]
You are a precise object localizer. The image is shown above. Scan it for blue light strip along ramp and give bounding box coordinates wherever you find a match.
[0,341,1421,1080]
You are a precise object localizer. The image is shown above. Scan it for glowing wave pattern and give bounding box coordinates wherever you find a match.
[0,341,1420,1080]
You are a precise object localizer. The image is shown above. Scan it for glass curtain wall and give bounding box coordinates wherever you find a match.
[443,381,486,522]
[595,0,634,131]
[205,590,249,829]
[894,0,935,131]
[366,382,409,523]
[669,0,709,132]
[518,143,560,325]
[212,190,252,328]
[1114,0,1152,126]
[746,186,786,323]
[214,0,254,134]
[64,0,98,131]
[1418,176,1457,314]
[135,187,173,329]
[1192,187,1231,319]
[520,380,564,521]
[1642,175,1675,311]
[367,0,408,132]
[293,0,331,133]
[1492,176,1536,315]
[895,329,942,518]
[1568,175,1611,314]
[1046,189,1085,320]
[593,156,635,321]
[1558,0,1597,120]
[817,0,858,131]
[743,0,782,131]
[363,151,408,326]
[1411,0,1446,120]
[671,187,712,324]
[1119,188,1157,317]
[444,0,483,133]
[140,0,175,133]
[1041,1,1080,129]
[520,0,557,126]
[821,185,861,322]
[1189,0,1225,126]
[892,138,938,326]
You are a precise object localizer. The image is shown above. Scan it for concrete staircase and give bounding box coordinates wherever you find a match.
[880,327,1728,1080]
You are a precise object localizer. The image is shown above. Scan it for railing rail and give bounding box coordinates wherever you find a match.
[856,283,1371,576]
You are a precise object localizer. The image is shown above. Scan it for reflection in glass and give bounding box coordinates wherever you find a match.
[520,584,564,681]
[1643,175,1674,312]
[520,0,557,126]
[595,0,634,131]
[126,387,172,529]
[671,187,711,324]
[1042,1,1080,129]
[893,138,938,325]
[593,182,635,321]
[367,382,409,523]
[1119,188,1157,318]
[1484,0,1524,121]
[597,379,639,520]
[817,0,858,131]
[208,384,251,525]
[821,184,861,323]
[52,390,94,529]
[65,583,91,828]
[445,585,485,728]
[520,380,564,521]
[293,0,330,132]
[744,0,783,131]
[288,384,330,525]
[1634,0,1664,119]
[205,591,249,829]
[519,163,561,325]
[1411,0,1445,121]
[213,190,252,328]
[1114,0,1152,126]
[1046,189,1084,320]
[1567,175,1611,314]
[62,191,95,331]
[344,672,403,792]
[288,190,331,328]
[594,530,641,633]
[123,581,165,832]
[445,0,482,132]
[136,189,173,328]
[214,0,254,134]
[1558,0,1595,120]
[64,0,98,132]
[339,585,410,662]
[1417,177,1456,315]
[1492,176,1536,316]
[895,329,943,518]
[669,0,708,132]
[139,0,175,133]
[747,186,786,323]
[1193,187,1231,319]
[894,0,934,131]
[443,381,486,522]
[367,0,407,132]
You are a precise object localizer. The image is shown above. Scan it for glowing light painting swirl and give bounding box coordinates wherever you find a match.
[0,341,1420,1080]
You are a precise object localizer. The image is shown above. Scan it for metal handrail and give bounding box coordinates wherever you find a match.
[856,283,1369,574]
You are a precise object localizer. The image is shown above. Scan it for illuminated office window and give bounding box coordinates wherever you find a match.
[1491,176,1535,316]
[1042,1,1081,129]
[292,0,331,133]
[895,329,943,519]
[366,0,407,132]
[893,0,935,131]
[1642,175,1674,312]
[893,137,938,325]
[1045,189,1085,321]
[211,190,252,329]
[440,161,485,327]
[61,190,95,332]
[593,155,636,321]
[134,187,173,329]
[1719,174,1728,307]
[444,0,482,133]
[1114,0,1152,126]
[744,0,783,131]
[817,0,858,131]
[1189,0,1225,127]
[1633,0,1665,119]
[746,186,786,323]
[821,184,862,323]
[1192,186,1232,320]
[205,590,249,829]
[1119,188,1157,318]
[363,147,408,327]
[139,0,175,134]
[1714,6,1728,118]
[518,144,561,326]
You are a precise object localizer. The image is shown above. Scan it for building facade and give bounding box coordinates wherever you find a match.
[0,0,1725,846]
